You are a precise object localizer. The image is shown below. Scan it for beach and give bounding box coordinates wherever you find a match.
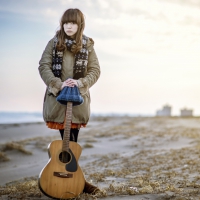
[1,116,200,199]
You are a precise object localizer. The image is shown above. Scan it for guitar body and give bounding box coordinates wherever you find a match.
[38,140,85,199]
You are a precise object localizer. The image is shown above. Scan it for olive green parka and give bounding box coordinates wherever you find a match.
[38,37,100,124]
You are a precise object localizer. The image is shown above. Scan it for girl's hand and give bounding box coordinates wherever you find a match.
[61,78,78,89]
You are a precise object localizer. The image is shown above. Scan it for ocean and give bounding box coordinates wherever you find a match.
[0,112,150,124]
[0,112,44,124]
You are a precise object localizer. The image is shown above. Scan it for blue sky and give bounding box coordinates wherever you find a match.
[0,0,200,115]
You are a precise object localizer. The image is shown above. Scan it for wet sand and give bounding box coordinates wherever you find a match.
[1,116,200,199]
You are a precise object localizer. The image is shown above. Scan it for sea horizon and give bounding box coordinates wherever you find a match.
[0,111,44,124]
[0,111,153,124]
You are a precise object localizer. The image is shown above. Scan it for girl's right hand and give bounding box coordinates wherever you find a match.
[61,78,78,90]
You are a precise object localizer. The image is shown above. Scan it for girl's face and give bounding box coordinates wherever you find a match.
[63,22,78,38]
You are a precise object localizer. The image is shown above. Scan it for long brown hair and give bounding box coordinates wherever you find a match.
[56,8,85,54]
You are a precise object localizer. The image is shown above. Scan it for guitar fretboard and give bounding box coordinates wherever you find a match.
[62,102,73,152]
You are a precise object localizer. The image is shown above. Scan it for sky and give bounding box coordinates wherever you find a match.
[0,0,200,116]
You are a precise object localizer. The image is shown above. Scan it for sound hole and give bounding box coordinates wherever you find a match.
[59,151,71,163]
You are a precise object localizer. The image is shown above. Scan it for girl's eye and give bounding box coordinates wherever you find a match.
[64,22,76,26]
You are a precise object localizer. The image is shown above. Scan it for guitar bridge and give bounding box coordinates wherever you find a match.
[54,172,73,178]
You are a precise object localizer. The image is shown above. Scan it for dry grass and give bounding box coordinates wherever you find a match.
[0,151,9,161]
[85,139,98,143]
[2,142,32,155]
[83,143,94,148]
[0,178,43,199]
[0,137,60,162]
[83,146,200,199]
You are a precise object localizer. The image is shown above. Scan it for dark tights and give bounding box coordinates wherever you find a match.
[59,129,79,142]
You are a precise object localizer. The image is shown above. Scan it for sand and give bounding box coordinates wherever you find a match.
[1,116,200,199]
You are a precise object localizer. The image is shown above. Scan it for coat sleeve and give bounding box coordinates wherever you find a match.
[77,38,101,95]
[38,39,63,96]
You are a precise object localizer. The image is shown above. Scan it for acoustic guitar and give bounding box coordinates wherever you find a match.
[38,102,85,199]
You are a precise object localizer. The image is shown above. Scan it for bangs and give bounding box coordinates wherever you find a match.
[61,9,81,25]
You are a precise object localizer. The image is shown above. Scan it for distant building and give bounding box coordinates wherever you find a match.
[180,108,193,117]
[156,105,171,116]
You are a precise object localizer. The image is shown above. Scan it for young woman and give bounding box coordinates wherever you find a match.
[38,8,100,194]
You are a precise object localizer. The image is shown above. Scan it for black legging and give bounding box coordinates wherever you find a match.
[59,128,79,142]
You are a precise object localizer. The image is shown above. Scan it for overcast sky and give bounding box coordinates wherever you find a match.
[0,0,200,115]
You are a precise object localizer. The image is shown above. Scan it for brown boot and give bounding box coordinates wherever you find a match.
[83,181,100,194]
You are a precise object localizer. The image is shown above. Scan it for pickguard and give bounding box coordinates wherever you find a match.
[65,148,78,172]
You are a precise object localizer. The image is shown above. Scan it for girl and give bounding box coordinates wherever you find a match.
[38,8,100,194]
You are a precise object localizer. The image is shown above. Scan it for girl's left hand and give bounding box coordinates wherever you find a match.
[61,78,78,89]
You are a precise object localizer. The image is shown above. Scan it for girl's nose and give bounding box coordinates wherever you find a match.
[66,23,72,28]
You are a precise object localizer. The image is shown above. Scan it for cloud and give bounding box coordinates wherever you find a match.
[1,0,200,54]
[42,8,59,18]
[1,0,200,29]
[160,0,200,8]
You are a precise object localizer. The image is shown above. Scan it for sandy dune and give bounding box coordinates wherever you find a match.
[1,117,200,199]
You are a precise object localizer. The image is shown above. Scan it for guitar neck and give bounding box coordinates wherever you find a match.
[62,102,73,152]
